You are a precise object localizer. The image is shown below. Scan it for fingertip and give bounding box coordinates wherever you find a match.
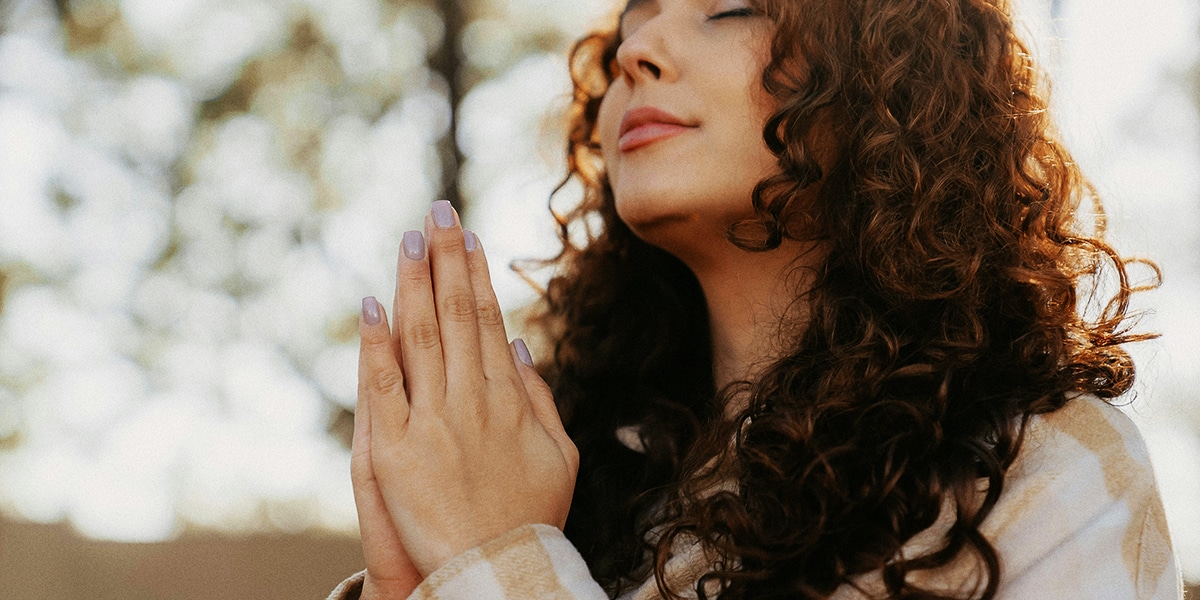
[360,297,391,345]
[362,296,382,326]
[513,338,534,368]
[431,200,457,229]
[402,230,426,261]
[464,232,493,280]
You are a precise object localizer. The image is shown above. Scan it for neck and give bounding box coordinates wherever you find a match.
[681,238,821,416]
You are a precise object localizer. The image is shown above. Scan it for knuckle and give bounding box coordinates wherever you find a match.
[409,321,442,350]
[363,332,392,351]
[368,370,405,396]
[430,233,465,255]
[467,255,491,277]
[475,301,504,328]
[440,292,477,322]
[399,259,430,282]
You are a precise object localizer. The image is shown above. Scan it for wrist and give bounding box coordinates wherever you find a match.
[361,573,418,600]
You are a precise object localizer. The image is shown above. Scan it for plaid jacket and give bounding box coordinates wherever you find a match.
[328,397,1182,600]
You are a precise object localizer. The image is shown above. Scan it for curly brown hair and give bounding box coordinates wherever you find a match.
[526,0,1157,598]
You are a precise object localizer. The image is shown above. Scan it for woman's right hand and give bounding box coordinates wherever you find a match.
[352,350,423,600]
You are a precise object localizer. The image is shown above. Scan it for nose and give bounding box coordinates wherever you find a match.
[614,15,675,85]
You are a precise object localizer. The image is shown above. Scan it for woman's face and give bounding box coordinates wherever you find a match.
[598,0,778,246]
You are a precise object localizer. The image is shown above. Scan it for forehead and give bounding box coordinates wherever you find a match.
[618,0,655,37]
[621,0,655,18]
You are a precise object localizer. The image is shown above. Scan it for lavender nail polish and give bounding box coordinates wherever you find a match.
[403,230,425,260]
[514,338,534,367]
[464,230,478,252]
[431,200,455,229]
[362,297,381,325]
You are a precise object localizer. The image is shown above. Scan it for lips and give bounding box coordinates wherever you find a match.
[618,107,695,152]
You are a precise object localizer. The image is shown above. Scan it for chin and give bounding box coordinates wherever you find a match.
[616,190,693,229]
[617,200,743,262]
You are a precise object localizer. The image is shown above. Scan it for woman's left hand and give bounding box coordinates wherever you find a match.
[356,201,579,577]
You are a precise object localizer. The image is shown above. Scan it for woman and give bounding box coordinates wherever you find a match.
[329,0,1181,598]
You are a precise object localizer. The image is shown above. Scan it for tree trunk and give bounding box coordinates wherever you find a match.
[431,0,466,214]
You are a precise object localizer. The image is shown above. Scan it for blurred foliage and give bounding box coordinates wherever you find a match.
[34,0,595,439]
[0,0,608,540]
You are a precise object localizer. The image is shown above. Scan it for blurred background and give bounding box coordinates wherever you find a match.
[0,0,1195,597]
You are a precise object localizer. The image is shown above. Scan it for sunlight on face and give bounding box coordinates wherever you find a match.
[597,0,778,250]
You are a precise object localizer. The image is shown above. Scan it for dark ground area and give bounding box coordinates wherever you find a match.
[0,516,1196,599]
[0,517,363,599]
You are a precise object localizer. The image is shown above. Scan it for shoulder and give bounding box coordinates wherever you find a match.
[984,396,1181,599]
[996,396,1155,514]
[993,395,1158,531]
[1021,395,1152,475]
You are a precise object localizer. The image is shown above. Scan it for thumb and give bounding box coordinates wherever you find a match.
[511,339,578,468]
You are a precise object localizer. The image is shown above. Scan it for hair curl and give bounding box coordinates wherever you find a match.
[526,0,1157,598]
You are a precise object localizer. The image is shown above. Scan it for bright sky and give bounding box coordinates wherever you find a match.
[1051,0,1200,578]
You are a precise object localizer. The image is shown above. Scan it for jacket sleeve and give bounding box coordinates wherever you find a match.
[327,525,609,600]
[327,570,366,600]
[984,397,1183,600]
[406,524,609,600]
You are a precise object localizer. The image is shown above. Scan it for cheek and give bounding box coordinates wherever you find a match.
[597,87,625,170]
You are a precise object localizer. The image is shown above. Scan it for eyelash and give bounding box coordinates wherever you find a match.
[708,7,756,20]
[618,6,756,41]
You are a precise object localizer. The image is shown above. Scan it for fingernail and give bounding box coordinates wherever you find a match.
[362,296,381,325]
[514,338,533,367]
[431,200,455,229]
[464,230,478,252]
[402,230,425,260]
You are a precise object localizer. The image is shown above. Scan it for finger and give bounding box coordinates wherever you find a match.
[351,454,423,598]
[350,368,373,490]
[352,358,372,460]
[359,296,409,439]
[426,201,484,394]
[463,231,514,380]
[511,339,578,471]
[395,230,447,411]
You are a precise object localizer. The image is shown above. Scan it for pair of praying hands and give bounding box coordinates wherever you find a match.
[352,201,579,599]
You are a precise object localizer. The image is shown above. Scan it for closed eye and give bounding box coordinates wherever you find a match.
[707,7,756,20]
